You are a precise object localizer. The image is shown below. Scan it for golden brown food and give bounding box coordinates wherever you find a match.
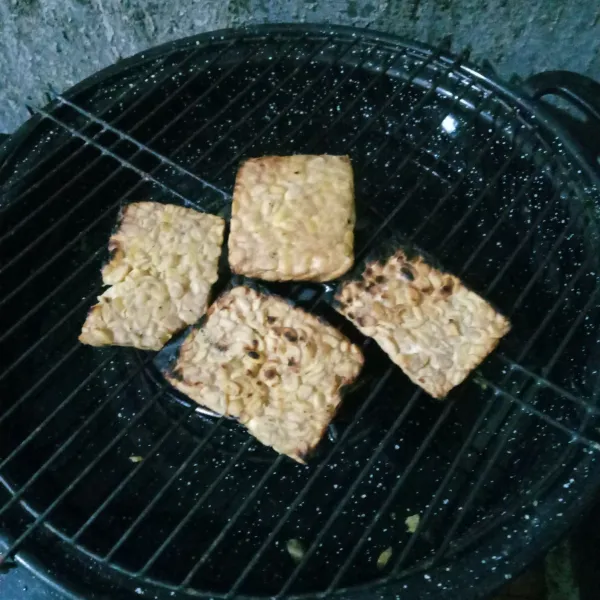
[228,155,355,282]
[336,251,510,398]
[79,202,225,350]
[166,286,364,462]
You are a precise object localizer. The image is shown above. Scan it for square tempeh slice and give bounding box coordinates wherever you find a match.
[166,286,364,462]
[229,155,355,282]
[79,202,225,351]
[336,251,511,398]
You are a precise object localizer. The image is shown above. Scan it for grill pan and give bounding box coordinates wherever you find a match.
[1,23,600,600]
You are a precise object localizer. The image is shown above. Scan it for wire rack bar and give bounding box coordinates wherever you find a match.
[480,377,600,450]
[88,37,378,206]
[455,188,556,276]
[448,366,593,566]
[121,42,264,174]
[351,72,486,180]
[431,402,533,567]
[0,55,176,204]
[0,39,236,241]
[1,384,164,516]
[197,41,452,186]
[399,374,594,574]
[0,112,196,294]
[330,51,471,198]
[0,35,232,199]
[69,418,243,543]
[94,36,308,193]
[451,170,551,276]
[429,256,596,563]
[0,103,212,310]
[269,49,398,151]
[510,219,579,312]
[32,107,217,204]
[0,351,154,514]
[415,142,523,244]
[54,90,228,191]
[101,416,228,562]
[484,186,562,290]
[152,37,338,168]
[277,395,456,597]
[0,354,114,472]
[498,278,600,426]
[347,92,512,261]
[0,383,170,564]
[179,455,286,587]
[541,294,599,381]
[373,393,499,586]
[441,334,600,564]
[302,44,447,154]
[224,371,412,597]
[414,136,524,244]
[355,119,505,267]
[198,41,384,179]
[1,303,161,442]
[0,284,101,381]
[0,342,82,427]
[0,346,229,562]
[343,49,467,158]
[431,408,522,560]
[0,245,104,343]
[82,34,321,202]
[69,402,199,542]
[204,39,368,178]
[0,151,121,250]
[496,355,599,412]
[433,253,600,509]
[134,438,253,574]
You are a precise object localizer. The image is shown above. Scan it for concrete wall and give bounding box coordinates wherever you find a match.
[1,0,599,133]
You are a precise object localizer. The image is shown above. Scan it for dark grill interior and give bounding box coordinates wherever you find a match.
[0,26,599,599]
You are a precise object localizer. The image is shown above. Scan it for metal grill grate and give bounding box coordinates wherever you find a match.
[1,25,600,599]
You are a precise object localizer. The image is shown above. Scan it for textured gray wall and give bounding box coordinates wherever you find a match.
[1,0,599,133]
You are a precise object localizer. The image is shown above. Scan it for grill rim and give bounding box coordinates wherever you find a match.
[1,22,600,600]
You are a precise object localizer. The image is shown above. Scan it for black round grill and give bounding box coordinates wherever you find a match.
[0,24,599,600]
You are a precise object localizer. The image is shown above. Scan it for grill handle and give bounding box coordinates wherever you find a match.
[524,70,600,165]
[524,70,600,123]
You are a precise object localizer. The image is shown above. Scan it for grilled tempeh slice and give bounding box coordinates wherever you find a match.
[228,155,355,282]
[336,251,510,398]
[79,202,225,350]
[166,286,364,462]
